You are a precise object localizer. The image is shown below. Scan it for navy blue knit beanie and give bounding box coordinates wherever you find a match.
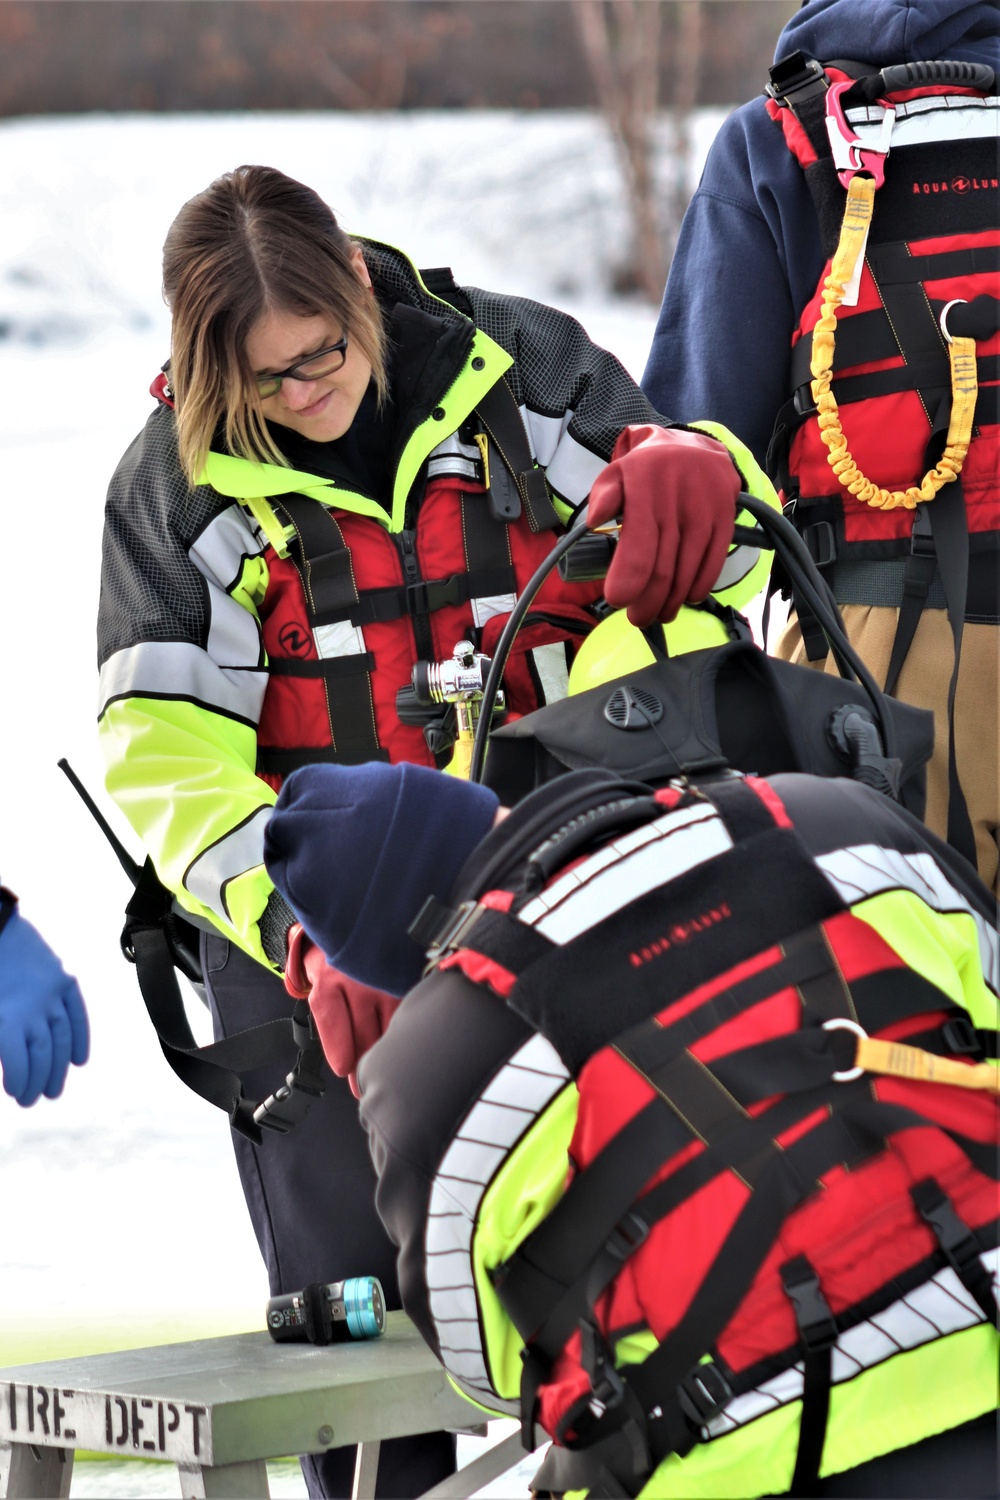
[264,761,499,996]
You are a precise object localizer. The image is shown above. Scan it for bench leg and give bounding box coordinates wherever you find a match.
[418,1429,535,1500]
[178,1459,270,1498]
[351,1439,381,1500]
[0,1443,73,1499]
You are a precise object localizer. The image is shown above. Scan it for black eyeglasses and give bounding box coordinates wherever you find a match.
[255,334,349,398]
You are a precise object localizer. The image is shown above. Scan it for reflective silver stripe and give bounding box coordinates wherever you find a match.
[529,642,570,705]
[313,620,367,659]
[189,504,265,590]
[705,1250,998,1439]
[815,845,1000,992]
[425,1032,570,1397]
[849,93,999,147]
[518,802,731,944]
[428,430,484,482]
[471,592,517,629]
[98,641,268,724]
[184,805,273,923]
[523,405,606,507]
[713,542,762,594]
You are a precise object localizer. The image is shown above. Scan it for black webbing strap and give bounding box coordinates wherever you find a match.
[268,651,376,679]
[789,354,1000,422]
[911,1178,1000,1326]
[883,481,977,865]
[867,243,1000,288]
[461,488,514,587]
[514,1077,852,1370]
[496,930,856,1345]
[274,495,382,766]
[781,1255,838,1498]
[127,916,324,1144]
[627,1094,942,1467]
[474,379,562,533]
[340,566,518,627]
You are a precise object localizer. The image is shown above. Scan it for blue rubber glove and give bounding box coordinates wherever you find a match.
[0,910,90,1105]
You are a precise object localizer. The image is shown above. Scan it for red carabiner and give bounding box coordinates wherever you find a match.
[825,80,895,189]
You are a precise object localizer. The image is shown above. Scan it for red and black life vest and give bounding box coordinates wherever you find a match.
[254,386,605,788]
[408,770,999,1497]
[765,55,999,629]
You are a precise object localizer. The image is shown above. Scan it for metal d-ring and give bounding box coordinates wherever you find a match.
[822,1017,867,1082]
[939,298,968,345]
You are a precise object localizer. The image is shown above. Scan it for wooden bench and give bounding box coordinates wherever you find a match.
[0,1312,536,1499]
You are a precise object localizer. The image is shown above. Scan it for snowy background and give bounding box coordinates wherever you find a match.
[0,107,733,1495]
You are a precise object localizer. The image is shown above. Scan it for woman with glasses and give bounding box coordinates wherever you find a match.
[96,164,774,1499]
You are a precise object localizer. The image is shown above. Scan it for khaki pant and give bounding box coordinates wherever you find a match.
[777,606,1000,893]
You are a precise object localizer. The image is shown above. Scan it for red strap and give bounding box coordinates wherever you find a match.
[150,370,174,408]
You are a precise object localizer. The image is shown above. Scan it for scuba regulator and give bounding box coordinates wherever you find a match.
[396,640,505,777]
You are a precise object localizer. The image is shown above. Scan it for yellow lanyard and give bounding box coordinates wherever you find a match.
[810,174,979,512]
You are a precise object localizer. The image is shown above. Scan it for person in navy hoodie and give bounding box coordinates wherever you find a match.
[642,0,1000,894]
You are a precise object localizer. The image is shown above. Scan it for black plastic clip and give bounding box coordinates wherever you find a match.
[676,1361,734,1428]
[781,1256,838,1352]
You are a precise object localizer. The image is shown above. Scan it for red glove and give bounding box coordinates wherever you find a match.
[284,924,401,1099]
[587,425,740,626]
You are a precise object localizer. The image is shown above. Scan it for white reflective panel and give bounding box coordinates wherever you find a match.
[440,1137,510,1186]
[425,1250,476,1291]
[205,578,265,673]
[428,1180,475,1222]
[434,1174,489,1218]
[481,1066,568,1114]
[98,640,269,723]
[530,813,731,945]
[425,1210,474,1257]
[190,503,264,590]
[471,592,517,629]
[714,544,761,593]
[850,94,999,146]
[458,1099,540,1152]
[429,1285,479,1323]
[523,404,607,506]
[816,845,999,989]
[313,619,367,658]
[184,805,272,921]
[530,643,570,705]
[437,1349,491,1382]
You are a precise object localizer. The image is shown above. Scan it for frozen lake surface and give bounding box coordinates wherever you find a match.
[0,105,736,1496]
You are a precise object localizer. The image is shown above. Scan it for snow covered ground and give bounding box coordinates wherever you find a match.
[0,107,734,1496]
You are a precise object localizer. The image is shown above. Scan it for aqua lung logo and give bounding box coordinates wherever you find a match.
[629,902,732,968]
[912,175,998,195]
[278,622,312,656]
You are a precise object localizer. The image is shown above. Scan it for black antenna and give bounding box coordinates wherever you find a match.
[57,758,142,886]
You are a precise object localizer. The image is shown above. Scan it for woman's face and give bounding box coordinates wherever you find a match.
[245,248,374,444]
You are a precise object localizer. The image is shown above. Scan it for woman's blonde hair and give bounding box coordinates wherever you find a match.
[163,164,387,483]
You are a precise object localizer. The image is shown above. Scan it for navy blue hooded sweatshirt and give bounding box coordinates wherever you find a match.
[641,0,1000,469]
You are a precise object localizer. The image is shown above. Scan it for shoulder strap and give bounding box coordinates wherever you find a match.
[418,264,561,532]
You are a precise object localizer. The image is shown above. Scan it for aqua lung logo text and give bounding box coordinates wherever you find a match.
[912,175,998,195]
[629,902,732,968]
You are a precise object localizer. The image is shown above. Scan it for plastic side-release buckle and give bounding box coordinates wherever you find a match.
[766,52,829,109]
[676,1361,734,1428]
[825,79,895,189]
[780,1256,838,1352]
[803,520,837,569]
[942,1015,983,1057]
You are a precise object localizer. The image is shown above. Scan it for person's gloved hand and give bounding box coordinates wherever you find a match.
[284,922,400,1099]
[0,909,90,1106]
[587,424,741,626]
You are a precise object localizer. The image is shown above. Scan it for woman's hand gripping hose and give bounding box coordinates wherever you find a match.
[283,923,399,1099]
[587,424,741,626]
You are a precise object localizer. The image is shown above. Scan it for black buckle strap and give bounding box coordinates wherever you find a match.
[911,1178,999,1325]
[766,51,830,109]
[676,1360,733,1428]
[780,1256,838,1352]
[781,1255,836,1497]
[253,1000,326,1135]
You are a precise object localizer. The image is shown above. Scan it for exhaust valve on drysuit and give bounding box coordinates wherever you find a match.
[266,1275,386,1345]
